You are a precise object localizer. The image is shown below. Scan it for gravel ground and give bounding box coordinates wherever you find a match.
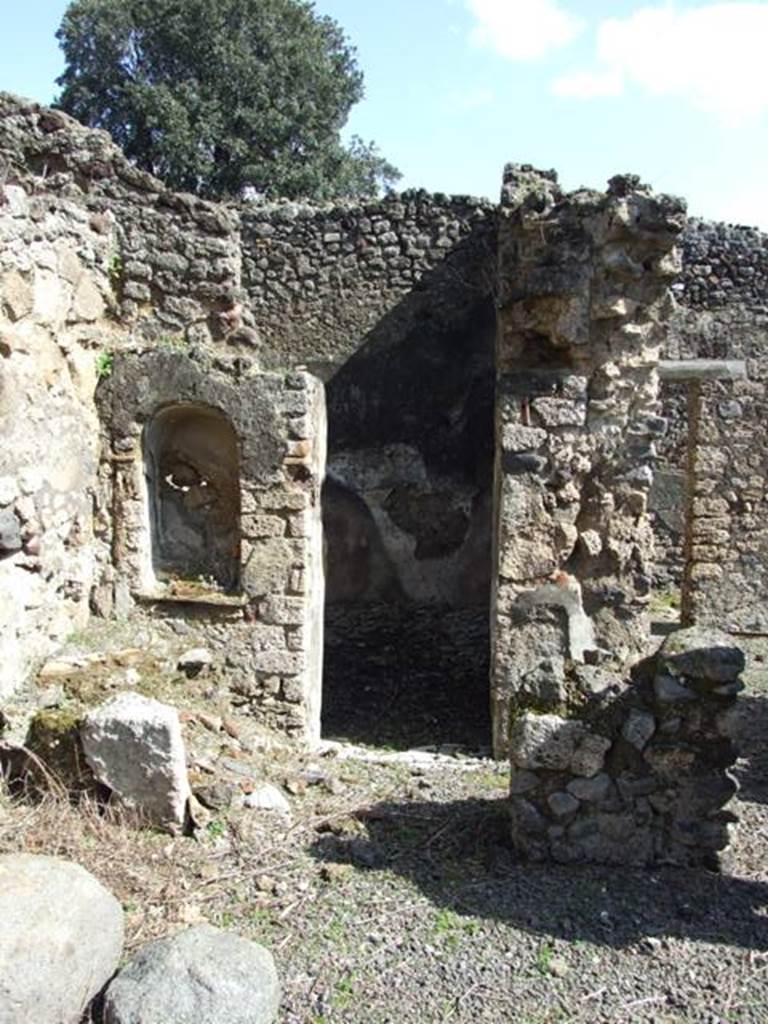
[1,634,766,1023]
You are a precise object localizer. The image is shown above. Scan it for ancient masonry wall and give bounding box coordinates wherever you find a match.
[0,94,497,719]
[0,95,244,697]
[508,625,744,868]
[494,170,744,867]
[680,377,768,633]
[492,168,684,756]
[240,192,495,374]
[652,220,768,632]
[0,96,751,864]
[96,350,326,745]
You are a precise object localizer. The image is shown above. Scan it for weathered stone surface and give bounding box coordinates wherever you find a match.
[509,714,583,772]
[509,769,540,794]
[567,773,611,802]
[621,709,656,751]
[0,510,22,555]
[1,269,33,321]
[507,624,744,868]
[548,791,579,817]
[501,423,548,452]
[570,732,612,778]
[103,925,279,1024]
[654,674,697,703]
[657,626,745,683]
[81,693,190,828]
[0,854,124,1024]
[244,783,291,815]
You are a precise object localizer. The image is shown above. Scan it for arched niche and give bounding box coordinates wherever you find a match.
[144,403,241,592]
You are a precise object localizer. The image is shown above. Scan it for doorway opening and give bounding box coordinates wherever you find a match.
[320,299,496,751]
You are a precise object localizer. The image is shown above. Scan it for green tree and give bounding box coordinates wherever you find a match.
[56,0,400,200]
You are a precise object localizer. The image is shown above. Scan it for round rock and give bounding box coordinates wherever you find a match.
[103,924,280,1024]
[0,853,124,1024]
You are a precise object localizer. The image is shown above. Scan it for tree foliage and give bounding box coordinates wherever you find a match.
[56,0,401,200]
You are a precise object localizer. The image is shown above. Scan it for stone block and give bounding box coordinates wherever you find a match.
[251,649,304,675]
[548,791,579,817]
[509,796,547,836]
[260,595,305,626]
[0,510,22,555]
[242,514,286,539]
[501,423,548,452]
[0,477,18,506]
[531,397,587,427]
[567,773,610,802]
[657,626,745,684]
[621,709,656,751]
[1,270,33,321]
[509,713,582,772]
[242,538,302,597]
[570,731,612,777]
[81,692,190,828]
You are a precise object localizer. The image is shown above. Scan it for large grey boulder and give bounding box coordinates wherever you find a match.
[0,854,124,1024]
[81,692,190,828]
[103,924,280,1024]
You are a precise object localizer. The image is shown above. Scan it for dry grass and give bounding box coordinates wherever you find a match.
[0,764,376,960]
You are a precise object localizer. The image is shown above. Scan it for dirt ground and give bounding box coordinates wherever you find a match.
[1,633,766,1024]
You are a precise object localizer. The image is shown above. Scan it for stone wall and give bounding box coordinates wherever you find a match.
[0,94,498,735]
[241,194,495,375]
[94,349,326,745]
[680,377,768,632]
[508,626,743,868]
[491,167,684,757]
[0,90,763,805]
[0,94,255,694]
[0,131,115,695]
[651,220,768,625]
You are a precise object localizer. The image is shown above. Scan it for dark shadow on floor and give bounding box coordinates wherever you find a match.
[733,694,768,806]
[321,603,491,752]
[312,682,768,952]
[308,794,768,953]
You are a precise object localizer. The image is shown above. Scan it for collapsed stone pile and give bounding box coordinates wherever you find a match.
[508,627,744,868]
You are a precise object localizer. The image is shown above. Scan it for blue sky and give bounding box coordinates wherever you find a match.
[2,0,767,228]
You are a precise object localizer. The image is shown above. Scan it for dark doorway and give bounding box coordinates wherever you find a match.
[321,298,495,751]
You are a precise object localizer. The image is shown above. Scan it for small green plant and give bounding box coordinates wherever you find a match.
[434,908,478,952]
[325,911,348,944]
[95,350,114,380]
[206,818,226,839]
[107,252,124,290]
[535,943,555,976]
[333,973,356,1011]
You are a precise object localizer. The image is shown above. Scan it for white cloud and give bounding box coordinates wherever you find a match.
[553,3,768,118]
[466,0,584,62]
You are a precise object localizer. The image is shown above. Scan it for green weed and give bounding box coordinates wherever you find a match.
[535,943,554,976]
[95,350,114,380]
